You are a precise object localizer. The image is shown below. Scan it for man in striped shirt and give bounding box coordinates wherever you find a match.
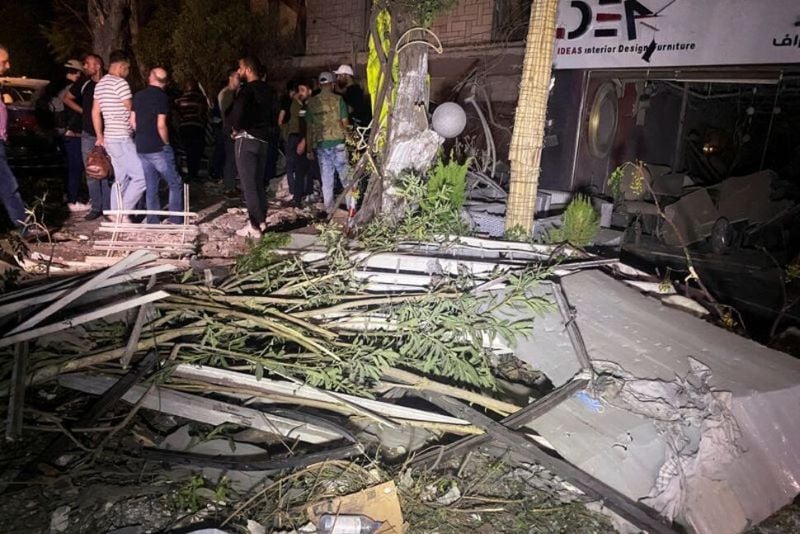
[92,50,146,215]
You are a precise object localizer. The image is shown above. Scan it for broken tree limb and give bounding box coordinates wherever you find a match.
[411,377,589,468]
[140,443,364,471]
[121,274,157,369]
[59,373,348,445]
[0,326,207,395]
[0,290,170,349]
[378,367,520,416]
[7,250,156,335]
[0,264,175,320]
[5,342,28,441]
[121,303,152,369]
[171,364,473,427]
[183,362,398,428]
[168,382,483,436]
[414,391,677,534]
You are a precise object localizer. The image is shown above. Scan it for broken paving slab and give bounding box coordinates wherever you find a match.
[523,269,800,534]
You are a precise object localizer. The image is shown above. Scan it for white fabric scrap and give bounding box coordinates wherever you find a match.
[592,357,743,523]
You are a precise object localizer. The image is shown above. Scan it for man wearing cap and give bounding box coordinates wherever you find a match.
[60,59,90,213]
[333,64,372,130]
[306,71,351,214]
[64,53,107,221]
[0,44,29,231]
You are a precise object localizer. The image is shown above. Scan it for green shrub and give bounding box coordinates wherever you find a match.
[236,232,291,272]
[424,156,470,213]
[548,195,600,248]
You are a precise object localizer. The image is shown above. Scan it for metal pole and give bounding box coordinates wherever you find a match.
[760,73,783,171]
[569,70,591,190]
[671,83,689,172]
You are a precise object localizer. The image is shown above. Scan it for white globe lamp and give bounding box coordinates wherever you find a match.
[432,102,467,139]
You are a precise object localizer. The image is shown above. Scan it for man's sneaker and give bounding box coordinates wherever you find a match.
[68,202,91,212]
[85,211,102,221]
[236,222,262,238]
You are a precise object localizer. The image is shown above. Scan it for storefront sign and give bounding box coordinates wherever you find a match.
[553,0,800,69]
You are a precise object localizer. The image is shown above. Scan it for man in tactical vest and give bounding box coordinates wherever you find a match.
[305,71,351,214]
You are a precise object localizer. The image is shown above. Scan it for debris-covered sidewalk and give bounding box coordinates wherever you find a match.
[1,225,800,533]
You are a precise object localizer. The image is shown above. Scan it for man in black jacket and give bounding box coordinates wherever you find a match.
[229,56,277,237]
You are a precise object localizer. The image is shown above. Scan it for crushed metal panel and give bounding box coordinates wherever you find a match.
[526,270,800,534]
[661,188,719,246]
[494,284,582,388]
[713,171,773,225]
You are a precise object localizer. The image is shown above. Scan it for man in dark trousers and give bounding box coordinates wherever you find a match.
[64,53,107,220]
[0,44,27,231]
[131,67,184,224]
[218,68,240,196]
[174,79,208,181]
[60,59,90,213]
[229,56,277,237]
[285,79,312,208]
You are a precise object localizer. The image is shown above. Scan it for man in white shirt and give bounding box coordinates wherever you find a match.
[92,50,146,213]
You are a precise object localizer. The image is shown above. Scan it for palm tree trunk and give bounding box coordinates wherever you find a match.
[504,0,560,237]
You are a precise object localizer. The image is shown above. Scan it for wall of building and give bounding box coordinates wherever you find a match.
[304,0,496,57]
[430,0,494,46]
[305,0,368,57]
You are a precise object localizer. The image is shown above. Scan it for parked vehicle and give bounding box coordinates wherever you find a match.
[1,77,64,169]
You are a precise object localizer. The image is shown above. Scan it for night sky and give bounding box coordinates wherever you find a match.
[0,0,59,80]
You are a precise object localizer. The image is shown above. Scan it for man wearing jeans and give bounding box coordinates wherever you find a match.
[92,50,146,215]
[66,53,107,220]
[306,72,351,214]
[228,57,277,238]
[131,67,184,224]
[0,44,27,230]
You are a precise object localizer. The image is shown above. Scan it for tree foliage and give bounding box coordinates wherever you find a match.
[40,0,92,63]
[386,0,458,27]
[137,0,275,93]
[0,0,56,78]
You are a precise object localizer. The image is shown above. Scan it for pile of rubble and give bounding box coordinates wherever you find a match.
[1,231,799,533]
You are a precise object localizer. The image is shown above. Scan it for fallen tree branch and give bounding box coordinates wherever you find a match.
[378,367,520,416]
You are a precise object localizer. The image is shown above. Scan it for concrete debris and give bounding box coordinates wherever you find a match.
[593,358,743,522]
[246,519,267,534]
[527,269,800,534]
[49,505,71,533]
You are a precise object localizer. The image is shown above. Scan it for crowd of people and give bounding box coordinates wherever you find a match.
[0,43,373,239]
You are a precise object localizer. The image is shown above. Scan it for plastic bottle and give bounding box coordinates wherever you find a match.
[317,513,382,534]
